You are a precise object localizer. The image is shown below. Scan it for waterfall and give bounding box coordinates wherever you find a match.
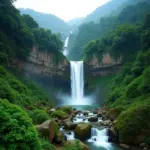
[70,61,84,103]
[63,37,69,56]
[58,32,93,105]
[89,128,111,149]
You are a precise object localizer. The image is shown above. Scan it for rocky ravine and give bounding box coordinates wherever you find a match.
[37,106,150,150]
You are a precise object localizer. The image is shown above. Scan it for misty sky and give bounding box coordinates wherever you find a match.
[14,0,110,21]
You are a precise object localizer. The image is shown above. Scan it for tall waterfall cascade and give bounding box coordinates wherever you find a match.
[70,61,84,103]
[59,35,93,105]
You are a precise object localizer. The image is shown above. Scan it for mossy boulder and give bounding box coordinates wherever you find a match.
[60,106,72,114]
[51,110,68,120]
[36,120,59,142]
[106,106,124,121]
[64,140,89,150]
[115,105,150,144]
[75,123,92,140]
[31,109,50,124]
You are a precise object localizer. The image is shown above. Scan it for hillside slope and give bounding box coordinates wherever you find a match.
[19,8,70,35]
[84,0,150,23]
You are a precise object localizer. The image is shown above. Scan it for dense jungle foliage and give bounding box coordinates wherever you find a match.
[0,0,63,62]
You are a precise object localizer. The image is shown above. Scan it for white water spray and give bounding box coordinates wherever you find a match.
[70,61,84,103]
[89,128,111,149]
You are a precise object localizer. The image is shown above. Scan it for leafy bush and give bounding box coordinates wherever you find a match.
[0,66,50,107]
[40,138,56,150]
[0,66,8,78]
[132,61,143,76]
[0,79,15,102]
[138,67,150,94]
[108,87,122,102]
[124,74,134,84]
[126,77,141,98]
[31,109,50,124]
[64,140,83,150]
[8,79,28,94]
[0,99,42,150]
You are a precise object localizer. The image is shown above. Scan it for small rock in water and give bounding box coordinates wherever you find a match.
[94,138,97,141]
[120,144,130,149]
[88,117,98,122]
[68,132,72,135]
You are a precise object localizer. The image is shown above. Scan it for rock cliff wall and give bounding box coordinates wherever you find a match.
[85,53,122,76]
[10,46,70,82]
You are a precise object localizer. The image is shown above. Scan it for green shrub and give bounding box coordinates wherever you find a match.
[31,109,50,124]
[40,138,56,150]
[0,66,8,78]
[0,79,15,102]
[108,87,122,102]
[8,79,28,94]
[115,105,150,143]
[126,77,141,98]
[51,111,68,119]
[0,99,42,150]
[138,67,150,94]
[64,140,83,150]
[124,74,134,84]
[132,62,143,76]
[0,66,50,107]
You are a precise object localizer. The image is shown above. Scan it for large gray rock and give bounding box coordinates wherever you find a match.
[75,123,92,140]
[36,120,58,142]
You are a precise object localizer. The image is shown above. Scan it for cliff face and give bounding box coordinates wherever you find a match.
[24,46,69,77]
[10,46,70,79]
[85,53,122,76]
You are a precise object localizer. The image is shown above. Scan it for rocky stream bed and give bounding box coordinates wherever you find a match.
[36,106,149,150]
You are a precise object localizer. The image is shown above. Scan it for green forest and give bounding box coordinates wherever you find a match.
[68,1,150,60]
[0,0,67,149]
[0,0,150,149]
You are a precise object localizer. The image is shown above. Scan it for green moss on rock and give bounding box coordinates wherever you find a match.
[75,123,92,140]
[115,104,150,144]
[106,106,124,121]
[51,110,68,119]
